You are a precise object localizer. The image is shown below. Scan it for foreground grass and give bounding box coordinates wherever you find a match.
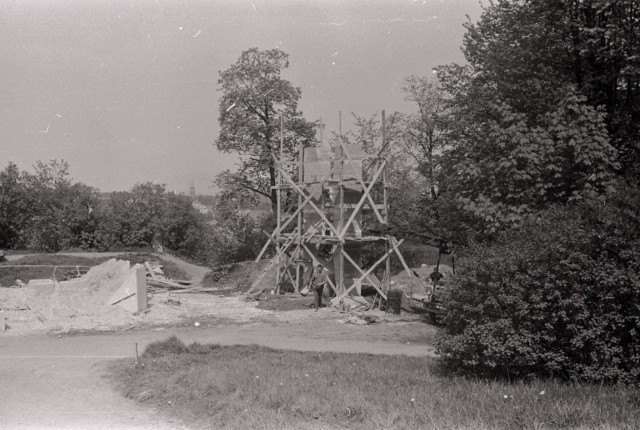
[108,336,640,430]
[0,253,188,287]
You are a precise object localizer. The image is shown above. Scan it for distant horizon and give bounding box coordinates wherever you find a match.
[0,0,483,196]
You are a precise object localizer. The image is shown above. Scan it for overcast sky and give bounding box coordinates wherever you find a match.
[0,0,483,195]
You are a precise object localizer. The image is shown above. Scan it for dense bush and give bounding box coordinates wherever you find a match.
[181,210,270,268]
[436,183,640,383]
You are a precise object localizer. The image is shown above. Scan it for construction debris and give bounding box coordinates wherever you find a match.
[0,256,271,336]
[340,313,377,326]
[108,265,147,313]
[142,261,204,293]
[3,259,151,330]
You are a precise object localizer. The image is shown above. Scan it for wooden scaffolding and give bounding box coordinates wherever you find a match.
[249,112,414,306]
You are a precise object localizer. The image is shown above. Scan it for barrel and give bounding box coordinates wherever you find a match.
[385,290,403,314]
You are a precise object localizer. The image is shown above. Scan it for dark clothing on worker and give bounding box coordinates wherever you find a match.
[310,269,328,310]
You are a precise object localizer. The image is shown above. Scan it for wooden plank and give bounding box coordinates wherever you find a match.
[331,250,393,305]
[341,249,381,289]
[147,279,191,290]
[255,183,320,262]
[337,138,385,224]
[331,239,404,304]
[296,142,303,293]
[338,160,386,239]
[249,222,321,294]
[272,155,341,237]
[145,262,159,281]
[248,235,297,293]
[390,236,414,278]
[254,239,272,263]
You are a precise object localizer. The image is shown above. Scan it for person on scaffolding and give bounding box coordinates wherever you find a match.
[308,264,328,312]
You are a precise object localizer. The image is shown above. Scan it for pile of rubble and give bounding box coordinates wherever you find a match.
[0,258,205,334]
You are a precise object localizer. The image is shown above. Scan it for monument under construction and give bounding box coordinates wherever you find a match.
[249,112,414,307]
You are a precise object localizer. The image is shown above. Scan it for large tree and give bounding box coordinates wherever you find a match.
[336,78,464,243]
[456,0,640,176]
[215,48,317,214]
[434,0,625,236]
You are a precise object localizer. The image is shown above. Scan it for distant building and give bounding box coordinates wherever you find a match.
[189,179,196,200]
[192,200,211,215]
[188,179,212,215]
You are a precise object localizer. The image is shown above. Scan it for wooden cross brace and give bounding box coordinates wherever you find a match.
[340,249,381,292]
[330,238,405,305]
[255,180,326,262]
[390,236,414,278]
[337,138,385,225]
[339,159,387,240]
[272,154,341,238]
[247,234,298,294]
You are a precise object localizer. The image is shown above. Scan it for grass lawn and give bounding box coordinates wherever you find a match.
[108,336,640,430]
[0,253,188,287]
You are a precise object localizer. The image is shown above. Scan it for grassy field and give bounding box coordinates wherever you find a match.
[108,336,640,430]
[0,253,188,287]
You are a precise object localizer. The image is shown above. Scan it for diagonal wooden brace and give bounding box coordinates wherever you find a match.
[339,160,386,239]
[338,138,385,224]
[390,236,414,278]
[331,239,404,304]
[247,235,298,294]
[272,155,341,238]
[255,184,323,261]
[262,231,294,258]
[340,249,381,291]
[330,248,393,305]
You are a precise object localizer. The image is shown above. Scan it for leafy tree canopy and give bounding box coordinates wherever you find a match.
[434,0,631,236]
[452,0,640,175]
[215,48,317,213]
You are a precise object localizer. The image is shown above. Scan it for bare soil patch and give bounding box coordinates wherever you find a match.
[0,251,439,430]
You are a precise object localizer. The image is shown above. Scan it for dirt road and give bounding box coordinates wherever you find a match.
[1,318,436,430]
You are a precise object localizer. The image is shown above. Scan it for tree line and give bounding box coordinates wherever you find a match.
[0,160,265,270]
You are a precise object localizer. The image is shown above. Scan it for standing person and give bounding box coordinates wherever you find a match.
[308,264,328,312]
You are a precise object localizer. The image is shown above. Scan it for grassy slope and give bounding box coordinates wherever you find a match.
[0,253,188,287]
[109,336,640,430]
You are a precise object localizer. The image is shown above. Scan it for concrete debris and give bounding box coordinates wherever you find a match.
[108,265,147,313]
[1,257,272,336]
[343,314,376,326]
[14,259,149,326]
